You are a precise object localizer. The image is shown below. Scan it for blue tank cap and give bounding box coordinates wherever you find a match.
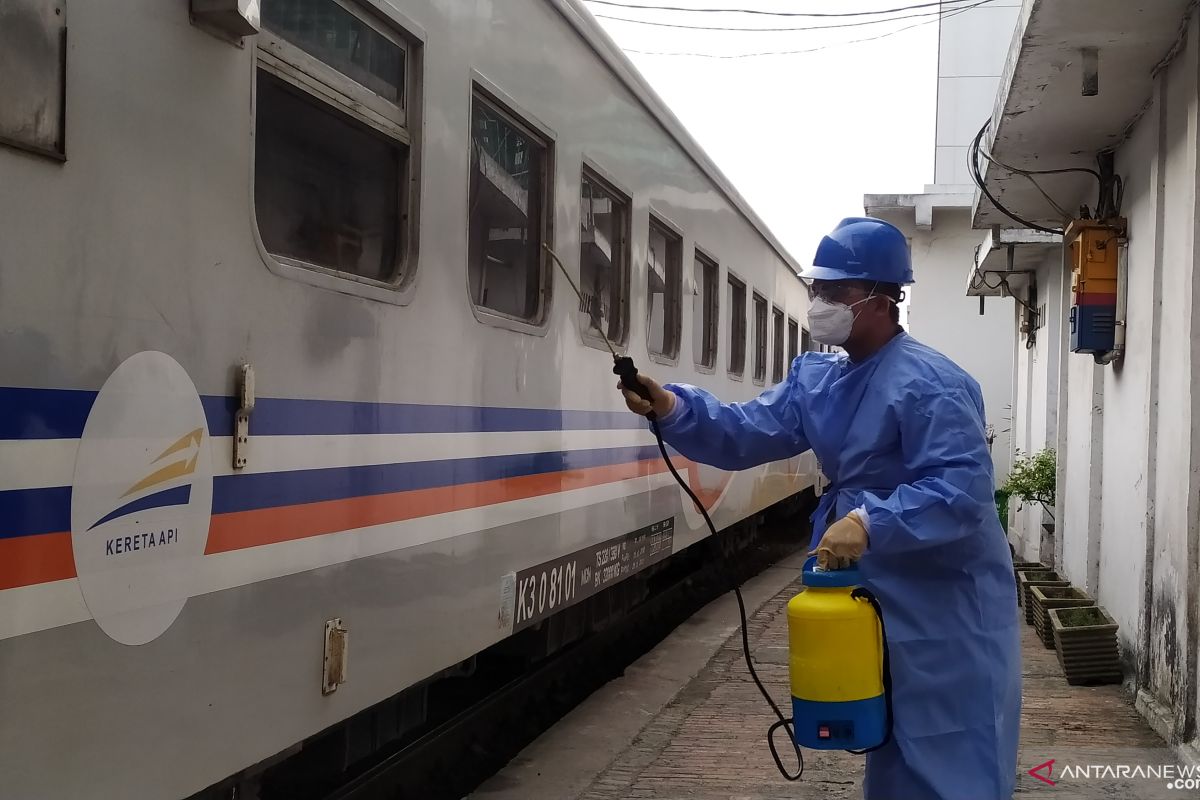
[801,555,862,588]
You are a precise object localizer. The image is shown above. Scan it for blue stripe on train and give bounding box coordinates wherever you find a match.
[200,396,646,437]
[0,388,646,440]
[0,444,667,539]
[209,444,663,514]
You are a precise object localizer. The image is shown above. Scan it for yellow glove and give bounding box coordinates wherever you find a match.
[809,512,868,570]
[616,373,676,419]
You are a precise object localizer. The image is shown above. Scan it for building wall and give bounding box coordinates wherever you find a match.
[1060,354,1103,593]
[1006,14,1200,747]
[1009,250,1064,562]
[1145,30,1198,733]
[933,1,1023,186]
[892,207,1016,482]
[1097,87,1161,676]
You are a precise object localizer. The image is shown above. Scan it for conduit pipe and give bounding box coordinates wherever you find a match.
[1097,243,1127,365]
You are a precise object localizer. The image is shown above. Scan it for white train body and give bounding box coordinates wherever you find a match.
[0,1,818,796]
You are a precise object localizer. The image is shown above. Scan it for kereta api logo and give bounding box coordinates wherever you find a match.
[86,427,204,533]
[71,352,213,645]
[1029,759,1057,786]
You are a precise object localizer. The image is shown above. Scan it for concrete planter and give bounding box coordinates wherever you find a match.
[1019,571,1069,623]
[1012,563,1048,607]
[1030,586,1094,649]
[1049,606,1122,686]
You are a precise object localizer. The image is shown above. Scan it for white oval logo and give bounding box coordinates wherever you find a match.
[71,352,213,645]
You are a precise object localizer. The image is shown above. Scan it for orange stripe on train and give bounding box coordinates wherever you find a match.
[0,456,727,591]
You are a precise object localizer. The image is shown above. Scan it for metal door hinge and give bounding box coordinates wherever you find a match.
[234,364,254,469]
[323,618,348,695]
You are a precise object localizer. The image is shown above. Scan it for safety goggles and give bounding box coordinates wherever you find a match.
[804,281,873,304]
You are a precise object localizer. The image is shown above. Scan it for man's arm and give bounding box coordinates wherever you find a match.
[858,381,997,553]
[652,367,811,471]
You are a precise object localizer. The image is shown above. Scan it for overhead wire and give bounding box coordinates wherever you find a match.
[592,0,987,32]
[619,0,991,58]
[967,119,1064,235]
[584,0,980,18]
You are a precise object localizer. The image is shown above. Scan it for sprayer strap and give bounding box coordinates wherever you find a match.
[845,587,894,755]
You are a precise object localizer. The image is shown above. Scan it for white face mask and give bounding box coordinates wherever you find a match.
[808,296,871,346]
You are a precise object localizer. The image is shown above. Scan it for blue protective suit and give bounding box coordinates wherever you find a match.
[656,332,1021,800]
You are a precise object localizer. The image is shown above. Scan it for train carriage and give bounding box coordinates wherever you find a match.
[0,1,819,796]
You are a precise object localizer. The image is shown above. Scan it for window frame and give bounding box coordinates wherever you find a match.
[692,247,720,372]
[578,160,632,351]
[727,272,747,380]
[250,0,425,305]
[645,210,683,364]
[0,0,67,161]
[464,77,556,335]
[256,0,410,136]
[752,291,768,385]
[787,316,799,365]
[771,305,786,384]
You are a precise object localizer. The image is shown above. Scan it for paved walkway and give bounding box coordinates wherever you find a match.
[473,553,1185,800]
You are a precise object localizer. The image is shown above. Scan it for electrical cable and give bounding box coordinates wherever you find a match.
[975,133,1099,220]
[621,0,990,58]
[968,120,1064,234]
[649,417,806,781]
[584,0,980,18]
[592,0,988,32]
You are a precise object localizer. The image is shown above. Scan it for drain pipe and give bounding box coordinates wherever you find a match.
[1097,243,1127,366]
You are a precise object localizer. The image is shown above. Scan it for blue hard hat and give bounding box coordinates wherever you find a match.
[800,217,914,285]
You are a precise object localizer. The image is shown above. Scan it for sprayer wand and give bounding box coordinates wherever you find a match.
[542,243,803,780]
[541,244,657,419]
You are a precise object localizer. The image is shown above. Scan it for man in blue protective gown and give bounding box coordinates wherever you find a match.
[620,217,1022,799]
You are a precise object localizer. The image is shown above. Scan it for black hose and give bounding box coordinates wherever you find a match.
[845,587,894,755]
[648,418,805,781]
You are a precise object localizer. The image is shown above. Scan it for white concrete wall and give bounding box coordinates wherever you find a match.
[1096,88,1161,676]
[1008,250,1063,563]
[1144,31,1198,733]
[1060,355,1103,592]
[1005,14,1200,748]
[933,2,1022,186]
[875,207,1016,484]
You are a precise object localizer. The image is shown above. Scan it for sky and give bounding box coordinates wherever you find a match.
[585,0,942,268]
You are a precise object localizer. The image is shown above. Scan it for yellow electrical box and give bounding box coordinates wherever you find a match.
[1065,218,1125,298]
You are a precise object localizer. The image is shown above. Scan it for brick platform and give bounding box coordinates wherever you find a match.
[474,556,1184,800]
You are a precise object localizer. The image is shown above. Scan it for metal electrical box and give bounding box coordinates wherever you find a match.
[1066,218,1124,355]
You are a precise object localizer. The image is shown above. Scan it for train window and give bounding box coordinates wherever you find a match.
[752,293,767,383]
[255,73,403,282]
[692,252,719,369]
[772,307,785,383]
[646,217,682,359]
[0,0,67,159]
[727,275,746,377]
[580,170,630,345]
[787,317,799,364]
[255,0,415,287]
[468,91,551,322]
[261,0,405,108]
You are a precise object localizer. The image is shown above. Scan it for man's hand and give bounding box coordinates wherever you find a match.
[809,513,868,570]
[616,373,676,418]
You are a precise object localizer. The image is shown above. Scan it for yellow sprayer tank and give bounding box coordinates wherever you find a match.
[787,556,887,750]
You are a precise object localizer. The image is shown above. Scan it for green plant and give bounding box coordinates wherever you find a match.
[1003,448,1057,519]
[995,489,1010,533]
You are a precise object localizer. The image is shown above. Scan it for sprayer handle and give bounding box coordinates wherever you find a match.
[613,356,657,422]
[613,356,653,401]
